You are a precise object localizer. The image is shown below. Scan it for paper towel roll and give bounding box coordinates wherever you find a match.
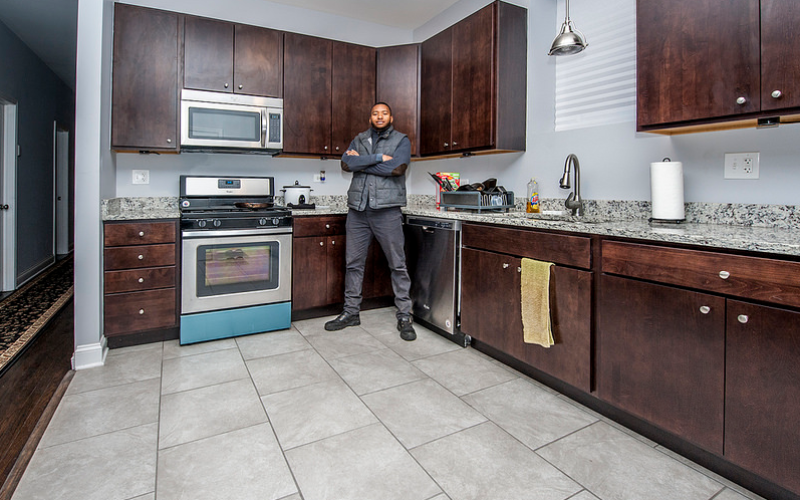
[650,160,685,221]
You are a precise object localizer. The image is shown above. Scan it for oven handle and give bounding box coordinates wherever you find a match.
[182,227,293,238]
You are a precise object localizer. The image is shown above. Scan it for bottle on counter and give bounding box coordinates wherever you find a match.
[526,177,540,213]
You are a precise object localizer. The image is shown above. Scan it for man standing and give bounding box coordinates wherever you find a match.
[323,102,416,341]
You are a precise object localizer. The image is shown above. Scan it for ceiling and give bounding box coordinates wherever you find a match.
[0,0,462,90]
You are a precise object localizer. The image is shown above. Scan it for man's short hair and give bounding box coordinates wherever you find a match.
[372,102,393,115]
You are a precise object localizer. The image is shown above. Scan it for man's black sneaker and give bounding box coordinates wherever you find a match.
[324,311,361,331]
[397,317,417,341]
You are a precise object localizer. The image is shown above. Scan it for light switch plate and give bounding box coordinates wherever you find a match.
[724,152,759,179]
[132,169,150,185]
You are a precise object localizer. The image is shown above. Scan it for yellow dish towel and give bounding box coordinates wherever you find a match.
[521,258,555,348]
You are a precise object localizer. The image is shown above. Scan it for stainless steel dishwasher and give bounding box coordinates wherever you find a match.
[404,216,469,347]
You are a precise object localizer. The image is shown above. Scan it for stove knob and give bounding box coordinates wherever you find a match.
[213,219,222,228]
[272,218,280,226]
[259,218,267,226]
[197,220,207,228]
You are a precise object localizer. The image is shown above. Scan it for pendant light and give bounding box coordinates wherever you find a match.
[548,0,588,56]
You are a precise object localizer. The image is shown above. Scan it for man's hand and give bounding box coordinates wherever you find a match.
[382,155,393,162]
[345,149,359,156]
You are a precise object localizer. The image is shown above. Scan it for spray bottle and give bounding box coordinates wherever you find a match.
[526,177,540,213]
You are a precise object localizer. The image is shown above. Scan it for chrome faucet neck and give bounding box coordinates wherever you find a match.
[560,153,583,216]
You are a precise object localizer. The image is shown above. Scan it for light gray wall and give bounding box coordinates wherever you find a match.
[0,19,74,281]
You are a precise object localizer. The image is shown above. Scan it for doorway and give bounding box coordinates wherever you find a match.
[1,98,17,293]
[54,123,71,256]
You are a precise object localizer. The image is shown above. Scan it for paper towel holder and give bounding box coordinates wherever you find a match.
[648,157,686,224]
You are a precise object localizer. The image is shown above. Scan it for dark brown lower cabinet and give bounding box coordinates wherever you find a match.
[291,235,345,311]
[725,300,800,496]
[461,247,592,392]
[597,274,726,454]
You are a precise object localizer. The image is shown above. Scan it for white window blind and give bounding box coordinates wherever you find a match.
[554,0,636,131]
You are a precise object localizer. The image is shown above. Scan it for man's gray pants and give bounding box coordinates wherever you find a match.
[343,207,412,319]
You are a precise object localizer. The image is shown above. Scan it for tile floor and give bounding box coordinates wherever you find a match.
[12,307,766,500]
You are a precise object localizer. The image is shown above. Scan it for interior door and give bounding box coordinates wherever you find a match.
[55,125,70,255]
[0,100,16,291]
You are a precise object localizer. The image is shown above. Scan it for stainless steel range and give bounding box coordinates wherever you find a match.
[179,175,292,344]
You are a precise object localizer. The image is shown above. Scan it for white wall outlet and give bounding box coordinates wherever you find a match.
[132,169,150,185]
[724,152,759,179]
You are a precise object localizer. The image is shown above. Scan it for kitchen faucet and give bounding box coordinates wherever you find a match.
[559,153,584,216]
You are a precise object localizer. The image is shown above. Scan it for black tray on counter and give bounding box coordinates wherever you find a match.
[440,190,515,213]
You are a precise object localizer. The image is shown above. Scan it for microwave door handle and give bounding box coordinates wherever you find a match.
[261,109,268,148]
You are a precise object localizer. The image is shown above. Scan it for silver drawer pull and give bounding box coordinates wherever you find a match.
[319,241,324,246]
[771,90,782,99]
[736,96,747,105]
[718,271,730,279]
[517,267,522,273]
[138,254,144,260]
[138,277,144,283]
[326,224,330,229]
[738,314,749,324]
[503,263,509,268]
[138,309,145,315]
[138,231,145,237]
[699,306,710,314]
[331,240,335,245]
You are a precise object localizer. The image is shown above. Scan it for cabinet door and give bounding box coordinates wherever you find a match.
[725,300,800,495]
[760,0,800,112]
[461,248,521,352]
[292,236,328,310]
[597,274,725,453]
[234,24,283,97]
[451,4,494,151]
[283,33,332,155]
[331,42,376,156]
[326,235,346,305]
[636,0,760,128]
[377,45,420,156]
[111,4,178,150]
[420,27,453,155]
[183,16,234,93]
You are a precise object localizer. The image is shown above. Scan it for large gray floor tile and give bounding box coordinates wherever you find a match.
[236,327,311,360]
[328,347,426,395]
[286,423,441,500]
[537,422,724,500]
[412,348,518,396]
[40,378,160,448]
[12,423,157,500]
[412,422,581,500]
[305,328,386,360]
[362,378,486,449]
[374,324,463,361]
[66,347,162,395]
[162,337,237,360]
[358,307,401,336]
[156,423,296,500]
[462,378,597,450]
[262,378,377,450]
[159,378,267,449]
[291,315,339,337]
[161,347,249,395]
[246,348,338,395]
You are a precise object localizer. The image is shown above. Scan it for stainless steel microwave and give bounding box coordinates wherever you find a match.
[180,89,283,152]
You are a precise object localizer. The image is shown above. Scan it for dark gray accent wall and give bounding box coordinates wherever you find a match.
[0,20,74,282]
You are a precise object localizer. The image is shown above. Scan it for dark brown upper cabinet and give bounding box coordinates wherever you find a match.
[283,33,375,156]
[111,4,179,151]
[377,44,420,157]
[637,0,800,132]
[420,1,527,157]
[183,16,283,97]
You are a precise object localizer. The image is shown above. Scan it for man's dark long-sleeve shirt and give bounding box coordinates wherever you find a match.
[341,135,411,177]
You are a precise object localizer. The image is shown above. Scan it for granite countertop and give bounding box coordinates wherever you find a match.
[102,196,800,258]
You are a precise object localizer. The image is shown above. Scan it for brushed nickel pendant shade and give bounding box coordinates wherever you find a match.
[549,0,588,56]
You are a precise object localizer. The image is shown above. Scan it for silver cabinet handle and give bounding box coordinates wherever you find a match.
[138,254,144,260]
[224,83,229,88]
[502,263,509,268]
[139,231,145,237]
[331,240,335,245]
[452,141,458,147]
[336,146,340,151]
[138,277,144,283]
[138,309,145,315]
[771,90,782,99]
[738,314,749,324]
[699,306,711,314]
[319,241,324,246]
[719,271,730,279]
[443,142,449,147]
[325,224,330,229]
[324,146,328,150]
[167,138,172,143]
[736,96,747,105]
[517,267,522,273]
[238,84,243,89]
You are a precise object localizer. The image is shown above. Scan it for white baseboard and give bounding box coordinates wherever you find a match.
[72,337,108,370]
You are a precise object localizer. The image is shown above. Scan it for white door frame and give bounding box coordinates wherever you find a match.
[1,99,17,292]
[54,122,70,255]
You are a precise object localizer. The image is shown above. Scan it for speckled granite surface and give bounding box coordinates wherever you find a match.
[102,196,800,257]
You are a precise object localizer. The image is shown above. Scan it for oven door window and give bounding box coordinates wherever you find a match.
[196,241,279,297]
[188,107,261,143]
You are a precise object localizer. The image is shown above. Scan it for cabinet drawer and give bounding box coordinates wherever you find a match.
[462,223,591,269]
[104,266,176,294]
[104,244,176,270]
[104,221,177,246]
[104,288,177,335]
[602,241,800,308]
[293,216,346,238]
